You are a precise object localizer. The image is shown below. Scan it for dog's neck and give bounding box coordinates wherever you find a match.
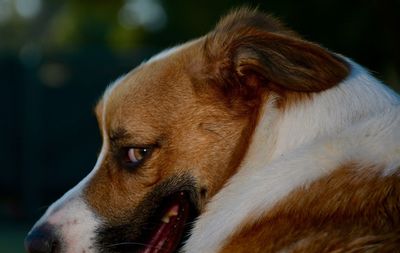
[246,58,400,168]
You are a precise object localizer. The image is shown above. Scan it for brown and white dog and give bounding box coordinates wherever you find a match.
[25,8,400,253]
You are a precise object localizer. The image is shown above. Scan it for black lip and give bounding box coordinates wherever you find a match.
[94,174,200,253]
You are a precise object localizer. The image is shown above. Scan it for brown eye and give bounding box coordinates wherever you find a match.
[124,147,151,168]
[118,146,154,171]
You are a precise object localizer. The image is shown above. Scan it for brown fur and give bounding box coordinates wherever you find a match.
[202,8,348,91]
[220,164,400,253]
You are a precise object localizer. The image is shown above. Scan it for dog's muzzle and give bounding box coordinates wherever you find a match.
[24,185,101,253]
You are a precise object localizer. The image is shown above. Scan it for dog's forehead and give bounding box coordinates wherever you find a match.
[99,45,202,135]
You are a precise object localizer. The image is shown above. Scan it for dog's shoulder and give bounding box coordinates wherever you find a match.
[220,161,400,253]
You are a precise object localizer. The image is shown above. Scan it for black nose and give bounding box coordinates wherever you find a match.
[24,224,60,253]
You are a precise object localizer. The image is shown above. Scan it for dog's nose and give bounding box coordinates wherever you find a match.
[24,224,59,253]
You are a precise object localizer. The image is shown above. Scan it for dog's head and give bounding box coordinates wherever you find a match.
[25,8,348,253]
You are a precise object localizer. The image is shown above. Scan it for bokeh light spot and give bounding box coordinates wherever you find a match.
[15,0,42,19]
[118,0,167,32]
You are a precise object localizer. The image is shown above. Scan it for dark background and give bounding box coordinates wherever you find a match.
[0,0,399,252]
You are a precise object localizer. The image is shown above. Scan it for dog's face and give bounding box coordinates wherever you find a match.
[87,40,259,252]
[25,9,348,253]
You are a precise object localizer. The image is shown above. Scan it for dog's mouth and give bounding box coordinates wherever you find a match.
[97,189,197,253]
[139,191,193,253]
[95,174,201,253]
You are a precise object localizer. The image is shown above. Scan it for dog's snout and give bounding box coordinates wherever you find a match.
[24,224,60,253]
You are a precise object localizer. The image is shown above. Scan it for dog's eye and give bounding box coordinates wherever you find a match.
[118,145,155,171]
[127,147,150,163]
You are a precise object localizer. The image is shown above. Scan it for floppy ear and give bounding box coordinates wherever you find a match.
[200,8,349,97]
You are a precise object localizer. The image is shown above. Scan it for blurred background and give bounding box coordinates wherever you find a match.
[0,0,399,252]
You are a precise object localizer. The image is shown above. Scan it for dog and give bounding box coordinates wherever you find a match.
[25,8,400,253]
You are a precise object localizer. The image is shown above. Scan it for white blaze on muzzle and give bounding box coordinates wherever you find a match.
[25,145,107,253]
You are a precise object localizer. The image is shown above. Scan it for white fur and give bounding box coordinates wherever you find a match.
[146,42,190,64]
[146,45,182,64]
[146,41,195,64]
[183,59,400,253]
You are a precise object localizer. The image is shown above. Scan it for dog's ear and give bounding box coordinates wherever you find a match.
[199,8,349,98]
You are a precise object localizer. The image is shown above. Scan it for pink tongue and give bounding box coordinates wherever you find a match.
[141,192,190,253]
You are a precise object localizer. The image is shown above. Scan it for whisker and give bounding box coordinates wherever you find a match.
[184,221,197,226]
[106,242,163,250]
